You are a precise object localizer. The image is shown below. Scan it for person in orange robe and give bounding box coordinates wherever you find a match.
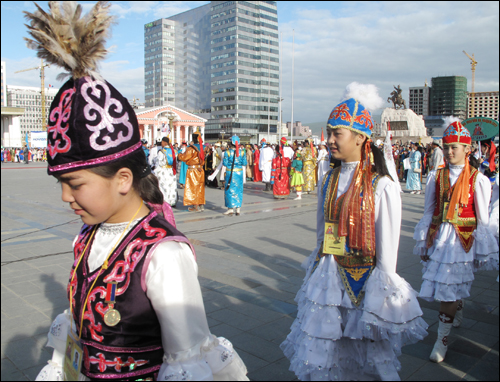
[253,144,263,182]
[178,131,206,212]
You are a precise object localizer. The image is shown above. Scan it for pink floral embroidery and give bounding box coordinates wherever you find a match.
[81,77,134,151]
[48,88,75,159]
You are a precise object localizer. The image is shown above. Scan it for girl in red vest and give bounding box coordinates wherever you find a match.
[413,121,498,363]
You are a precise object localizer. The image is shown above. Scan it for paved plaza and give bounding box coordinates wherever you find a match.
[1,162,498,381]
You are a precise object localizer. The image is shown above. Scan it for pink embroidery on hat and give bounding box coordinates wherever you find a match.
[48,88,75,159]
[81,78,134,151]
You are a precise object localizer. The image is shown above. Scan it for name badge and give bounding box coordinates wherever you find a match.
[64,330,83,381]
[324,223,346,256]
[443,202,458,224]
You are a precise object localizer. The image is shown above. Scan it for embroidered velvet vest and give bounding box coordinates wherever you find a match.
[315,167,384,307]
[427,167,479,253]
[68,210,193,380]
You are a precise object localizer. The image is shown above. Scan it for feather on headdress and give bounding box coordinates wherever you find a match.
[24,1,115,80]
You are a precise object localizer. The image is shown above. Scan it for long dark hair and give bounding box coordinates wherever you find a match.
[90,149,164,205]
[330,132,391,179]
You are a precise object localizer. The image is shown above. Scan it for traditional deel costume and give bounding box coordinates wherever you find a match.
[178,131,206,212]
[178,143,188,188]
[413,121,498,363]
[156,138,178,207]
[222,135,247,215]
[290,153,305,200]
[301,140,317,193]
[26,3,248,381]
[259,141,274,191]
[317,143,330,187]
[406,147,422,192]
[253,144,263,182]
[281,94,428,381]
[271,137,291,199]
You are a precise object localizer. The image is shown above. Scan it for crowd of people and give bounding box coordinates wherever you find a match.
[22,3,497,381]
[1,146,47,163]
[139,135,336,214]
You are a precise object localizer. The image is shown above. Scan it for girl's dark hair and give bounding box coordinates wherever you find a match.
[468,154,480,170]
[330,132,392,179]
[89,149,164,205]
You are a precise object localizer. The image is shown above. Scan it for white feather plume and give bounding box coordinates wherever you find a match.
[442,116,461,130]
[340,82,385,112]
[23,1,116,80]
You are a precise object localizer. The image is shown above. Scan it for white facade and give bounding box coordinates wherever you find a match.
[7,85,60,137]
[467,91,499,119]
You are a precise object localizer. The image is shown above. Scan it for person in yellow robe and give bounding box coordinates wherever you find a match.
[301,139,317,194]
[178,131,205,212]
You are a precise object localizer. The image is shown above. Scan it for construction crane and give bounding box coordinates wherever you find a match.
[463,50,477,94]
[15,59,50,131]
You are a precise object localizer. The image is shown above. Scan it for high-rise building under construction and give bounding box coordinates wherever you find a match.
[429,76,467,120]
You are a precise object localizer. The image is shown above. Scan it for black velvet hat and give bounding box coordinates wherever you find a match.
[24,1,142,175]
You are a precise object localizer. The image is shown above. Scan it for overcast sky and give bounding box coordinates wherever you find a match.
[2,1,499,125]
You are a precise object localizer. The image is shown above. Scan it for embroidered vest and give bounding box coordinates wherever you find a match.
[68,211,194,380]
[314,167,384,307]
[427,167,479,253]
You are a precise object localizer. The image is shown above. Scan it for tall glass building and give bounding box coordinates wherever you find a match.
[144,1,279,141]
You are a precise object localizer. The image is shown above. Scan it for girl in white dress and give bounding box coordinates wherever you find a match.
[413,121,498,363]
[281,83,428,381]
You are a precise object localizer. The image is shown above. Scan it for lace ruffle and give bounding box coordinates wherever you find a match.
[281,255,427,381]
[158,336,248,381]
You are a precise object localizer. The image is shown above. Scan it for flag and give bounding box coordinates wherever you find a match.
[25,133,29,150]
[321,128,325,142]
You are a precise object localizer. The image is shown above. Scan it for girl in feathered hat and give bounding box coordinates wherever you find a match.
[26,3,248,381]
[413,120,498,363]
[281,82,428,381]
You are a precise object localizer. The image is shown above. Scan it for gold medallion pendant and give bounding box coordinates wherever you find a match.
[104,308,121,326]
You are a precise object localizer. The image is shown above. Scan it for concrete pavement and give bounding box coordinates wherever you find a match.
[1,161,498,381]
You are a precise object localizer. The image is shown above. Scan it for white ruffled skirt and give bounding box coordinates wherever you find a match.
[280,250,428,381]
[413,221,499,302]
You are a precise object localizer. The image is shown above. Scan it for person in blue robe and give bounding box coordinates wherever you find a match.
[222,136,247,216]
[406,142,422,194]
[178,142,188,188]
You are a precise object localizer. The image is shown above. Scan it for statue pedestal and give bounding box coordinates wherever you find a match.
[380,108,428,141]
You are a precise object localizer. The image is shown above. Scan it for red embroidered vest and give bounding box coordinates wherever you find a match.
[427,167,479,253]
[68,210,194,380]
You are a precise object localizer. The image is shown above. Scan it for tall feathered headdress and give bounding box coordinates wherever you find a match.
[24,1,115,81]
[24,2,142,176]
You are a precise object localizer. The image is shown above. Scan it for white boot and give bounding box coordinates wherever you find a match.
[294,192,302,200]
[430,319,453,363]
[235,207,241,216]
[223,208,234,215]
[453,300,464,328]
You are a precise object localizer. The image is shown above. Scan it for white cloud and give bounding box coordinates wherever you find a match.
[279,1,499,124]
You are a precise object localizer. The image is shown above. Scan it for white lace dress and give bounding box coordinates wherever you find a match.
[281,162,428,381]
[413,165,498,302]
[156,149,178,207]
[36,220,248,381]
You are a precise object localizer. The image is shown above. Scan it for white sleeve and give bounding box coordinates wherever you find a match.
[473,173,498,271]
[209,159,224,179]
[157,150,167,167]
[146,241,248,381]
[412,170,437,256]
[374,177,402,274]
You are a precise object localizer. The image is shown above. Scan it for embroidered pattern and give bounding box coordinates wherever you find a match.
[85,351,148,373]
[345,267,369,282]
[330,103,352,122]
[81,78,134,151]
[48,87,75,159]
[353,109,373,131]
